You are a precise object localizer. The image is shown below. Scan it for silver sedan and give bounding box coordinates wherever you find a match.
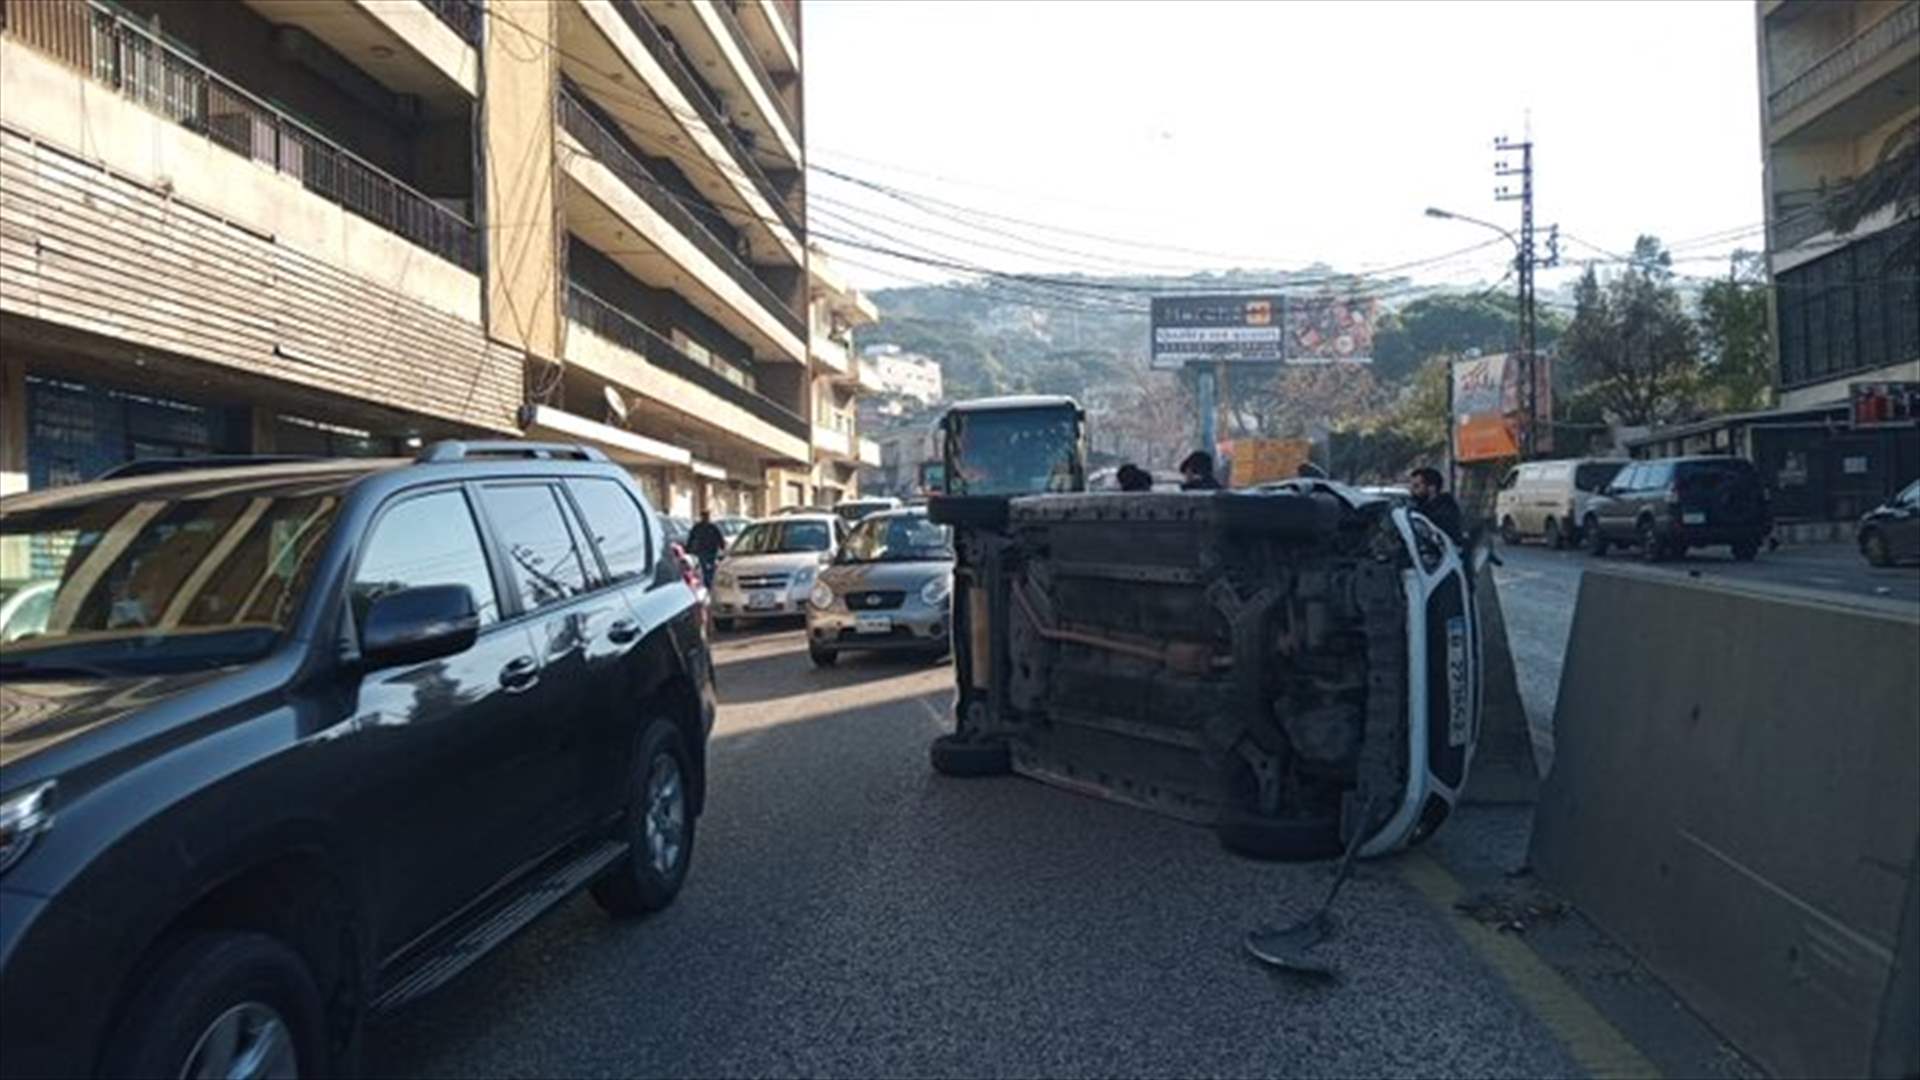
[806,509,953,667]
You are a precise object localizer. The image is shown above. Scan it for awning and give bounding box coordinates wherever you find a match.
[519,404,692,468]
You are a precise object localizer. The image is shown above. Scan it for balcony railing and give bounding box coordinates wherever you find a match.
[1774,180,1855,250]
[1769,0,1919,122]
[771,0,799,45]
[421,0,484,47]
[610,0,803,239]
[0,0,479,270]
[567,284,809,441]
[559,88,805,341]
[712,0,799,140]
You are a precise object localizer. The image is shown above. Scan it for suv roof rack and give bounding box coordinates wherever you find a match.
[415,440,609,464]
[94,455,324,481]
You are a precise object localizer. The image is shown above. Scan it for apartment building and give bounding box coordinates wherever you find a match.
[0,0,814,520]
[859,343,943,406]
[798,244,878,507]
[1745,0,1918,516]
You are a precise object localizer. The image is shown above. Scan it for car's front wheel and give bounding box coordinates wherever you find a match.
[594,721,696,917]
[808,641,838,667]
[1638,519,1667,562]
[104,932,324,1080]
[1545,517,1566,550]
[1585,516,1608,556]
[1499,516,1520,546]
[1863,529,1892,567]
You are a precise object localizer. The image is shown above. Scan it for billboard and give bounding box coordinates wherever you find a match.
[1150,293,1379,370]
[1451,352,1553,463]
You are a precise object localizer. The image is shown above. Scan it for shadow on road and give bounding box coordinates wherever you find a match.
[712,633,950,708]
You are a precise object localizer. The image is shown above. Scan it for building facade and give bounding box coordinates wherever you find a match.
[0,0,818,520]
[858,343,943,407]
[1726,0,1920,518]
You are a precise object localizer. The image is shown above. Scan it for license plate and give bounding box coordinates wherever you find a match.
[855,614,892,635]
[748,591,778,610]
[1445,615,1471,748]
[1682,511,1706,525]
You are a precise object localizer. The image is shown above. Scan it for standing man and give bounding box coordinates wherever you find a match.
[1408,466,1465,544]
[686,511,726,587]
[1179,451,1221,491]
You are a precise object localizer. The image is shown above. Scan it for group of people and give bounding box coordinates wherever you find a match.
[1109,452,1464,543]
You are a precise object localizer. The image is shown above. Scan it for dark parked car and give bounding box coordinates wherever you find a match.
[0,443,715,1079]
[1859,479,1920,567]
[1582,456,1771,562]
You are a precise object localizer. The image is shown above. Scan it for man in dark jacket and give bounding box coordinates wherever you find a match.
[1179,451,1221,491]
[1117,464,1153,492]
[686,511,726,586]
[1408,466,1465,544]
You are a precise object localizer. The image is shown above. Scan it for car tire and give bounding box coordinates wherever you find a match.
[593,722,696,917]
[1216,817,1343,862]
[1585,516,1608,556]
[1499,516,1520,546]
[103,932,326,1080]
[1637,520,1666,562]
[1863,529,1892,567]
[1545,517,1566,550]
[1732,540,1760,562]
[809,642,838,667]
[929,733,1011,777]
[713,617,735,633]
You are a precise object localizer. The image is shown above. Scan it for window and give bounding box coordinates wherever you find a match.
[1898,480,1920,508]
[1775,219,1920,388]
[839,514,953,563]
[1640,462,1675,490]
[730,519,832,555]
[1575,462,1624,493]
[567,478,652,583]
[1613,464,1642,492]
[354,490,498,628]
[480,485,590,611]
[1499,469,1519,490]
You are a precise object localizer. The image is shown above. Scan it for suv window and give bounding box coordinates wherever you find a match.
[567,478,652,583]
[1901,480,1920,507]
[1674,459,1758,497]
[1575,462,1624,493]
[480,485,590,611]
[1611,464,1641,492]
[1640,462,1674,490]
[354,490,499,627]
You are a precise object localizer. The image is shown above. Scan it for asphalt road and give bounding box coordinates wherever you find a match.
[1493,540,1920,769]
[365,627,1591,1079]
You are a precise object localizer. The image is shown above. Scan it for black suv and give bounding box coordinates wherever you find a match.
[0,443,715,1078]
[1582,455,1771,562]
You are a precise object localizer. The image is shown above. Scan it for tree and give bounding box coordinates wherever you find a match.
[1560,237,1701,427]
[1694,251,1773,412]
[1371,294,1517,384]
[1227,363,1385,439]
[1826,115,1918,271]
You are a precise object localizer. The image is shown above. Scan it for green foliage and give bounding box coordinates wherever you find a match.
[1694,251,1773,413]
[1559,236,1701,427]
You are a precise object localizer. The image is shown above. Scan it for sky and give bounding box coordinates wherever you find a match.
[800,0,1767,295]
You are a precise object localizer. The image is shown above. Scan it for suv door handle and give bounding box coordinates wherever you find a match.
[499,655,540,692]
[608,619,641,645]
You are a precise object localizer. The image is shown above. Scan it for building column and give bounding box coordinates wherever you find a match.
[0,352,26,496]
[484,0,560,363]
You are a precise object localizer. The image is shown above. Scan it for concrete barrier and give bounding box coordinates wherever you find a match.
[1530,566,1919,1079]
[1462,564,1540,805]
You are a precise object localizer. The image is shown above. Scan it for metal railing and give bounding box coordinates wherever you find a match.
[1773,180,1854,250]
[559,88,805,341]
[712,0,800,139]
[771,0,799,45]
[1769,0,1919,121]
[1,0,479,270]
[610,0,803,239]
[566,284,809,440]
[420,0,483,47]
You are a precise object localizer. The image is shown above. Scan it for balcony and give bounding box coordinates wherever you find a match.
[421,0,483,45]
[0,0,477,270]
[559,87,804,347]
[709,0,800,141]
[1769,1,1919,130]
[812,423,851,459]
[567,284,808,442]
[858,436,881,469]
[609,0,802,239]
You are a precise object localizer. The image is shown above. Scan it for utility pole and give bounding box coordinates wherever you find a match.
[1493,133,1559,459]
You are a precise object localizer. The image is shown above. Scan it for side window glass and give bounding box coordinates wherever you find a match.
[1644,463,1673,490]
[1500,469,1518,491]
[480,485,590,611]
[566,478,653,583]
[354,490,500,628]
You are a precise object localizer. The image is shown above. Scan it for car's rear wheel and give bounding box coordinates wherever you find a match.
[1545,517,1565,550]
[104,932,324,1080]
[1499,516,1520,546]
[1863,529,1892,567]
[808,641,838,667]
[1585,516,1608,556]
[593,722,695,917]
[930,733,1010,777]
[1638,520,1666,562]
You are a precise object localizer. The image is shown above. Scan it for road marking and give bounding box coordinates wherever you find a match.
[1400,851,1663,1080]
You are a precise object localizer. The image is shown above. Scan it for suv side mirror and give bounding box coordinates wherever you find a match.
[361,585,479,670]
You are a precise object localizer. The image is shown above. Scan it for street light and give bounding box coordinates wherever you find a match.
[1424,206,1519,252]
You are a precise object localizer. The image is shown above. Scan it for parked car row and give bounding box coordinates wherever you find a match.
[0,444,716,1078]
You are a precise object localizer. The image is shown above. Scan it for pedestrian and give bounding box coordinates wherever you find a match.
[1408,466,1465,544]
[686,510,725,586]
[1117,463,1153,492]
[1178,451,1221,491]
[1296,461,1328,479]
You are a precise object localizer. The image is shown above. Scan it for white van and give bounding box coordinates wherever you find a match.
[1495,458,1628,548]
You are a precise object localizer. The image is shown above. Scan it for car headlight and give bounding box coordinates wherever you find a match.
[921,574,952,606]
[0,780,56,876]
[810,581,834,610]
[792,567,816,588]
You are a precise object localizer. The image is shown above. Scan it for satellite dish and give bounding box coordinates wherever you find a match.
[603,386,629,423]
